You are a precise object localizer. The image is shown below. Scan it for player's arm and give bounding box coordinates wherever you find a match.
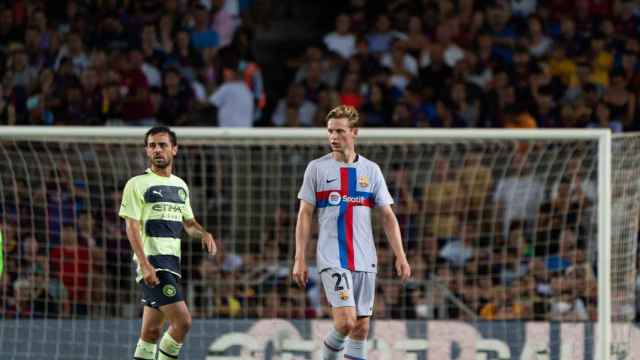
[378,205,411,281]
[120,179,158,287]
[293,200,315,288]
[124,217,159,287]
[183,218,217,256]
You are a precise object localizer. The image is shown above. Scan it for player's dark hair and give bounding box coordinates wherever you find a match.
[145,126,177,146]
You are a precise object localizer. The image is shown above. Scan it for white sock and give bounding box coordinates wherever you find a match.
[344,338,367,360]
[322,327,347,360]
[158,332,183,359]
[133,338,156,360]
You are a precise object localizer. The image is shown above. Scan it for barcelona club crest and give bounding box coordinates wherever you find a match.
[358,175,369,188]
[339,291,349,301]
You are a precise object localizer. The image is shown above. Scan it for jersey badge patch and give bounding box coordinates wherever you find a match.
[358,175,369,187]
[178,188,187,202]
[163,284,177,297]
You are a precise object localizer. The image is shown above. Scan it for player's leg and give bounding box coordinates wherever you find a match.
[344,316,369,360]
[157,301,191,359]
[141,270,188,359]
[344,271,376,360]
[327,306,357,357]
[320,268,357,360]
[134,298,166,359]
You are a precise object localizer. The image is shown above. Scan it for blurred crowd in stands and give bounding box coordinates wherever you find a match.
[0,0,638,130]
[277,0,640,131]
[0,0,262,127]
[1,0,640,321]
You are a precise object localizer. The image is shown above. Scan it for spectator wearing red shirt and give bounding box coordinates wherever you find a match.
[339,72,363,109]
[588,0,614,18]
[49,224,91,316]
[119,48,156,126]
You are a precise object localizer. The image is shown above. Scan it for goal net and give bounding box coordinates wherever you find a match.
[0,127,637,359]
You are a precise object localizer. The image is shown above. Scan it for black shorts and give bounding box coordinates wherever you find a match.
[140,271,184,309]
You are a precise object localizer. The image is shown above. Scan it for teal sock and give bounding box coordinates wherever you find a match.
[158,332,183,359]
[133,338,156,360]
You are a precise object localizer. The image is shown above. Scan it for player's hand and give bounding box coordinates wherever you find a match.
[202,232,217,256]
[395,256,411,282]
[142,262,159,287]
[292,259,308,288]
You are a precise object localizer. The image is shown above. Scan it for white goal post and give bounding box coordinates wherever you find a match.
[0,126,632,360]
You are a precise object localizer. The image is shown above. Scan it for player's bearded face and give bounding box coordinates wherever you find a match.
[151,151,173,168]
[146,133,177,169]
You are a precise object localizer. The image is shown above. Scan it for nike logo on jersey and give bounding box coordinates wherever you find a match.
[152,190,163,197]
[326,178,337,183]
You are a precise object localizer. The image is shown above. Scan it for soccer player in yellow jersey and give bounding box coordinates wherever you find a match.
[119,126,216,360]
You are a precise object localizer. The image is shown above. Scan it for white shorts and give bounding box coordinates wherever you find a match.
[320,267,376,317]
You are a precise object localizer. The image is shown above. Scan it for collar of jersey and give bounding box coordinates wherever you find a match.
[145,168,172,178]
[331,153,359,165]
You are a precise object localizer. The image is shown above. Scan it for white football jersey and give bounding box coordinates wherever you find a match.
[298,154,394,273]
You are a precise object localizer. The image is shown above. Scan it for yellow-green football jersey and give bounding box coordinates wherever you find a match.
[119,169,194,281]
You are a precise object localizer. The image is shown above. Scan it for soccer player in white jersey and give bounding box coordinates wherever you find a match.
[119,126,216,360]
[293,105,411,360]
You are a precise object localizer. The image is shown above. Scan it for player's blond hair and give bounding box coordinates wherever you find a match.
[325,105,360,128]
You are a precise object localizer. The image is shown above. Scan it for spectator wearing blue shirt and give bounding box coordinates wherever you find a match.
[191,4,219,50]
[366,14,403,55]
